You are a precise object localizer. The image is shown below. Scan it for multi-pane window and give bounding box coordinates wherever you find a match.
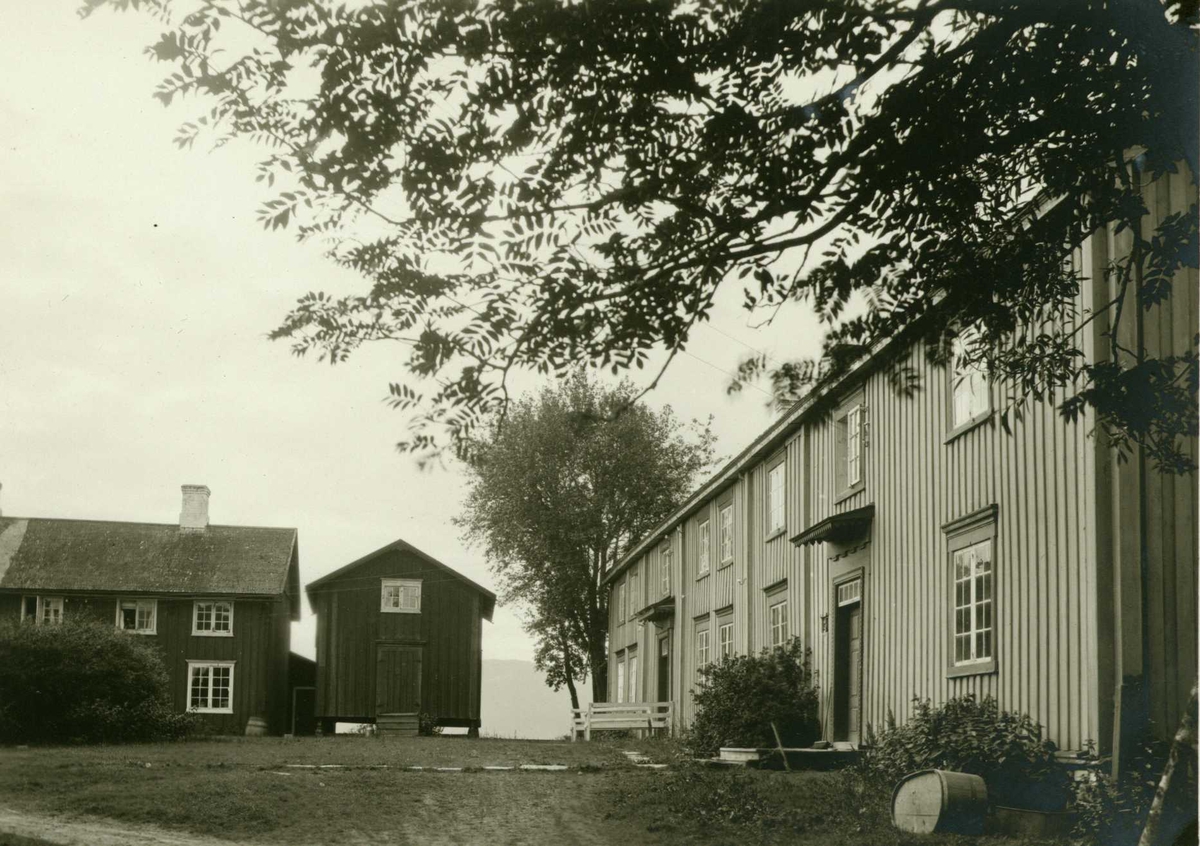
[953,540,994,665]
[698,519,711,576]
[381,579,422,614]
[769,600,789,647]
[25,596,63,625]
[193,600,233,635]
[188,661,234,713]
[718,622,734,660]
[767,462,786,534]
[718,503,734,564]
[659,540,671,596]
[846,406,863,487]
[951,333,991,429]
[835,397,866,494]
[629,567,639,615]
[117,599,156,634]
[616,657,627,703]
[696,629,710,669]
[617,582,626,622]
[628,653,638,703]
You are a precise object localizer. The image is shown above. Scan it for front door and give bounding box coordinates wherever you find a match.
[834,579,863,744]
[656,633,671,703]
[375,645,422,716]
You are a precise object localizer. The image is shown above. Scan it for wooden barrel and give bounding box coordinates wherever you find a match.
[892,769,988,835]
[244,716,269,737]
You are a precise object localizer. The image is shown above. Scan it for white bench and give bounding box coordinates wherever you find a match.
[570,702,673,741]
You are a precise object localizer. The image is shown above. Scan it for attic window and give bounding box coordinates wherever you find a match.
[193,600,233,636]
[382,579,422,614]
[117,599,157,634]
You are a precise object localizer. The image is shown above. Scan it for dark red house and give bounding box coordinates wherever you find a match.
[306,539,494,736]
[0,485,301,735]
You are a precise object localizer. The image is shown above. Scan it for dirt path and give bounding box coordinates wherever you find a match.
[0,808,251,846]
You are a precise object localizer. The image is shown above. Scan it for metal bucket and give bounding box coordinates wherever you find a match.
[892,769,988,835]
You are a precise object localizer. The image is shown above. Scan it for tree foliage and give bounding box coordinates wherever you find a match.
[87,0,1198,468]
[456,373,715,706]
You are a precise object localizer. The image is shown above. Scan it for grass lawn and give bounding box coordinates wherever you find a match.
[0,737,1068,845]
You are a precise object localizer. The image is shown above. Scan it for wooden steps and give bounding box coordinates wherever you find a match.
[377,712,419,737]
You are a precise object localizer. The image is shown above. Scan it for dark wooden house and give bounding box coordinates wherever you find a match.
[0,485,301,735]
[306,539,495,735]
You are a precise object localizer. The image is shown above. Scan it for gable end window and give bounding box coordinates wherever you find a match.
[944,506,999,677]
[193,600,234,636]
[381,579,422,614]
[116,599,157,634]
[187,661,234,713]
[949,329,991,434]
[697,519,711,577]
[766,461,786,536]
[718,503,734,566]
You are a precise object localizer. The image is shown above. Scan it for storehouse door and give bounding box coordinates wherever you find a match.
[656,633,671,703]
[375,645,422,716]
[833,579,863,745]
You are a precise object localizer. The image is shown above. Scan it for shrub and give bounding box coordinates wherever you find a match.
[0,619,197,744]
[418,712,443,737]
[685,639,820,758]
[858,695,1071,810]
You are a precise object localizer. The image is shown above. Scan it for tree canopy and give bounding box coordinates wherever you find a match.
[89,0,1198,467]
[456,373,715,706]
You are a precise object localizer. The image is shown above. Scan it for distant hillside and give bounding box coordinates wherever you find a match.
[480,659,593,740]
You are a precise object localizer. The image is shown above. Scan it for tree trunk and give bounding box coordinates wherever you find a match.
[561,631,580,712]
[590,642,608,703]
[1138,677,1198,846]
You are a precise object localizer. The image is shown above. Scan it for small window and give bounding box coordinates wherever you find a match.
[193,600,234,636]
[616,655,626,703]
[953,541,994,666]
[23,596,63,625]
[188,661,234,713]
[837,579,862,607]
[117,599,157,634]
[718,622,734,660]
[617,581,626,623]
[381,579,422,614]
[950,331,991,430]
[697,519,711,576]
[628,653,638,703]
[659,540,671,596]
[769,599,789,647]
[696,629,710,669]
[766,461,786,535]
[718,503,734,565]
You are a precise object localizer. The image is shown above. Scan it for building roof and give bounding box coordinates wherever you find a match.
[305,537,497,621]
[0,517,299,604]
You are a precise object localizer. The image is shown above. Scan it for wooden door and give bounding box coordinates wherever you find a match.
[657,633,671,702]
[375,645,422,716]
[834,588,863,744]
[292,687,317,736]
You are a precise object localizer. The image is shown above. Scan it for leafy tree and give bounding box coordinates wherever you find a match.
[85,0,1198,468]
[456,373,715,706]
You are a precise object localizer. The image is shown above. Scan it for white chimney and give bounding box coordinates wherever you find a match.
[180,484,211,530]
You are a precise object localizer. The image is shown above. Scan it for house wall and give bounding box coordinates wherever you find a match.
[311,549,484,725]
[0,592,290,735]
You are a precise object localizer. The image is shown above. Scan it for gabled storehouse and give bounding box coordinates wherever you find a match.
[603,164,1198,773]
[306,539,495,736]
[0,485,302,735]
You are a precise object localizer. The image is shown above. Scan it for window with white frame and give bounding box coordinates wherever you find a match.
[659,540,671,596]
[953,540,994,666]
[769,599,789,647]
[718,621,734,660]
[767,461,786,535]
[22,596,64,625]
[116,599,157,634]
[628,653,638,703]
[188,661,234,713]
[698,519,711,576]
[718,503,734,565]
[835,395,866,494]
[193,600,233,636]
[950,330,991,430]
[381,579,422,614]
[616,656,626,703]
[696,628,710,669]
[617,581,626,622]
[629,567,639,615]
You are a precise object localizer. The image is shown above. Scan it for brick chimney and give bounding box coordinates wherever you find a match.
[180,484,211,530]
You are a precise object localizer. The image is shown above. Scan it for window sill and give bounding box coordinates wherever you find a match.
[189,707,234,715]
[192,630,234,638]
[381,608,421,615]
[834,482,865,505]
[717,560,734,570]
[765,527,787,543]
[695,571,710,582]
[121,629,157,636]
[946,658,998,679]
[945,410,993,444]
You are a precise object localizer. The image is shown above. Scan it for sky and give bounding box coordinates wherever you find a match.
[0,3,825,664]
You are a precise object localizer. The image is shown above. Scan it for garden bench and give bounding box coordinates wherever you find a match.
[570,702,673,741]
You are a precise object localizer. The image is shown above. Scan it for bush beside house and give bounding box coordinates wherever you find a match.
[0,620,196,744]
[685,639,820,758]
